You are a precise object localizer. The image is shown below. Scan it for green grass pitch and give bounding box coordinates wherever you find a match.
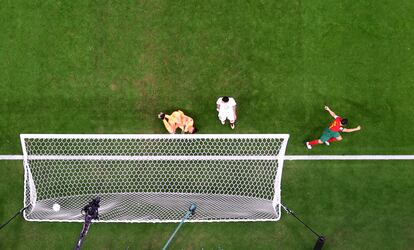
[1,0,414,249]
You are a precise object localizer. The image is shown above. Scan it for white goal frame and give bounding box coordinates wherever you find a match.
[21,134,289,223]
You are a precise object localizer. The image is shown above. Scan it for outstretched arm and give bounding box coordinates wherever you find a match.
[324,106,338,118]
[162,118,177,134]
[343,126,361,133]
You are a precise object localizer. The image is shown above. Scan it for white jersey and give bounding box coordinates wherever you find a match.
[216,97,236,113]
[216,97,237,122]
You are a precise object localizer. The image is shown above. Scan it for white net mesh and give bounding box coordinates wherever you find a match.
[21,134,289,223]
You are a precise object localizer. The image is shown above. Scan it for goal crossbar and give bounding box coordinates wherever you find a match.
[26,155,282,161]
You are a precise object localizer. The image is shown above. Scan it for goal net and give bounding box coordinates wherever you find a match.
[20,134,289,223]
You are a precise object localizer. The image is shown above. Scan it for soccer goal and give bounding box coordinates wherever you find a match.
[20,134,289,223]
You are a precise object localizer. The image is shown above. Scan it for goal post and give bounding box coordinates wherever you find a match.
[20,134,289,223]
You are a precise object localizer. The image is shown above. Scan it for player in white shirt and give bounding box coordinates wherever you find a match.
[216,96,237,129]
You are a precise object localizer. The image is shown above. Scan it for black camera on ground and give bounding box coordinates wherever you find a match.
[81,197,101,220]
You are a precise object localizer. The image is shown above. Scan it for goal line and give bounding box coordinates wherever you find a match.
[1,155,414,161]
[285,155,414,160]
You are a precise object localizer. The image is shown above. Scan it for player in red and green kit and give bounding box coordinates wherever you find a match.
[306,106,361,149]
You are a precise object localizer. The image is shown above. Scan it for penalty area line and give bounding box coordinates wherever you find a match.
[0,155,414,161]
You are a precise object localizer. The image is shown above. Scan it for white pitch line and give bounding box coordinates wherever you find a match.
[284,155,414,160]
[0,155,23,160]
[1,155,414,161]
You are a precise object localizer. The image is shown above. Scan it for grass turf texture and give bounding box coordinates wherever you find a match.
[0,0,414,249]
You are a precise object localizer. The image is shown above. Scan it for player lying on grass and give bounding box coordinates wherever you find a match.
[158,110,197,134]
[216,96,237,129]
[306,106,361,149]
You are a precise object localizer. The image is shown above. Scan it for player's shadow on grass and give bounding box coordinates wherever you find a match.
[302,126,325,142]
